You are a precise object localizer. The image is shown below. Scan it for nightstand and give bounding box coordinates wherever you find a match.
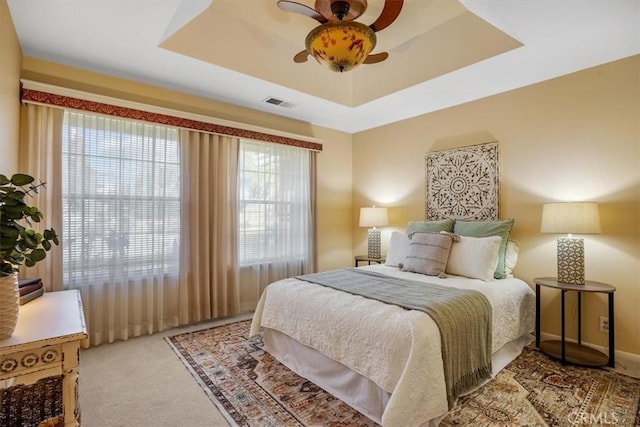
[354,255,385,267]
[534,277,615,368]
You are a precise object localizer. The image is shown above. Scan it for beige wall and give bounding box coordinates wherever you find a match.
[0,0,22,174]
[311,126,353,271]
[353,55,640,356]
[20,58,354,272]
[22,57,316,138]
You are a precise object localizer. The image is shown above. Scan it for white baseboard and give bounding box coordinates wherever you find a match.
[240,300,258,312]
[539,332,640,378]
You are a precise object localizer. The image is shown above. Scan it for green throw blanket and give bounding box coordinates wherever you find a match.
[296,268,493,408]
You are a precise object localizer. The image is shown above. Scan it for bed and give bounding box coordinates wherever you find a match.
[249,225,536,426]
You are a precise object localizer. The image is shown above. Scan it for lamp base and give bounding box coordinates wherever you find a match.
[367,228,381,259]
[557,237,585,285]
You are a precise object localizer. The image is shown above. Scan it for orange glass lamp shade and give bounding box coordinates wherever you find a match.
[305,21,376,72]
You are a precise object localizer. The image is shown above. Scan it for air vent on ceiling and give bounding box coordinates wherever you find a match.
[262,97,295,109]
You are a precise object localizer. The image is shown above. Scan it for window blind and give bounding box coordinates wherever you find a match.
[61,111,180,284]
[238,140,311,264]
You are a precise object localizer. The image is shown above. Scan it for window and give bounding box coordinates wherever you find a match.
[238,140,311,264]
[61,111,180,284]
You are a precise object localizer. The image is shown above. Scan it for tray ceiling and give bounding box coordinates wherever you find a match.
[7,0,640,133]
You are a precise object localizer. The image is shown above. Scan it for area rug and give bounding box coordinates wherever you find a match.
[166,320,640,426]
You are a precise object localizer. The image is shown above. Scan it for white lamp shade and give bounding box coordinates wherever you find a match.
[359,207,389,228]
[540,202,601,234]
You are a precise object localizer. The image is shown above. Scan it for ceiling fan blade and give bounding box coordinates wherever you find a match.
[316,0,367,22]
[293,50,309,63]
[363,52,388,64]
[277,0,328,23]
[369,0,404,32]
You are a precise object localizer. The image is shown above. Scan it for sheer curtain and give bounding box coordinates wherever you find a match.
[20,102,312,344]
[61,111,181,345]
[238,140,316,310]
[19,103,64,292]
[178,130,240,323]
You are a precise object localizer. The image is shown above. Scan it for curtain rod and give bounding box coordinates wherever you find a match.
[20,80,323,152]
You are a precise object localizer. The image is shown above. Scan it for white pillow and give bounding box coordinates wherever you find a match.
[385,232,409,267]
[504,240,520,277]
[445,235,502,281]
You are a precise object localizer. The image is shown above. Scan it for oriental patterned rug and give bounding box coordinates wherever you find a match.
[166,320,640,427]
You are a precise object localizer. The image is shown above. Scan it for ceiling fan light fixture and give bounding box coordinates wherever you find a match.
[316,0,368,21]
[331,1,350,20]
[305,21,376,72]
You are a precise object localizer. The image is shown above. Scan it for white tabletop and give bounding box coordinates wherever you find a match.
[0,290,87,351]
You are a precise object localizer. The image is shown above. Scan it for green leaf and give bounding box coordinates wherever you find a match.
[11,174,35,186]
[0,175,10,185]
[0,226,20,239]
[20,232,39,249]
[1,205,26,219]
[0,238,16,251]
[6,191,25,200]
[1,198,21,207]
[30,248,46,262]
[42,240,51,251]
[30,212,42,223]
[9,253,24,263]
[0,262,14,274]
[24,257,36,267]
[44,229,60,246]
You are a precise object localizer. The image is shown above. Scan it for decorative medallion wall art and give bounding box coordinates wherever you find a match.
[425,142,499,221]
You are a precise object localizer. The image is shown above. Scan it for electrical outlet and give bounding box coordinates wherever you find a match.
[599,316,609,333]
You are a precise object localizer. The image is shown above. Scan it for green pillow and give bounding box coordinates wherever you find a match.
[406,219,455,235]
[453,218,514,279]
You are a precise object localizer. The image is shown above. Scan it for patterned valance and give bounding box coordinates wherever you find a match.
[21,88,323,152]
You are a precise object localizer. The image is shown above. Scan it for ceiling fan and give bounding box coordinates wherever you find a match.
[277,0,404,72]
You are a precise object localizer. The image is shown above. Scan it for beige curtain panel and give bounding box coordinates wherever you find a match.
[178,130,240,324]
[19,103,64,292]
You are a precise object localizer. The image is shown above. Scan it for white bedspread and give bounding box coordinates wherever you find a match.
[250,265,535,426]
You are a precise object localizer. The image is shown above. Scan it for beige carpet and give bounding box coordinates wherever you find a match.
[78,314,252,427]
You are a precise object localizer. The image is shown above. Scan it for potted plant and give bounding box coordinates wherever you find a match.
[0,173,59,340]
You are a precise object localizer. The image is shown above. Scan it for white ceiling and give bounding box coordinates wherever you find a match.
[7,0,640,134]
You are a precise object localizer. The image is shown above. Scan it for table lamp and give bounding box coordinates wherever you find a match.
[540,202,601,285]
[359,206,388,259]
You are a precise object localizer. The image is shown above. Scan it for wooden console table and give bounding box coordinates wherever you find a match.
[0,290,87,426]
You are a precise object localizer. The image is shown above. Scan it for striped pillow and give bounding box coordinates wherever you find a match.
[401,232,455,277]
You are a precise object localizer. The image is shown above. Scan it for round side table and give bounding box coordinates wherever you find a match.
[534,277,615,367]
